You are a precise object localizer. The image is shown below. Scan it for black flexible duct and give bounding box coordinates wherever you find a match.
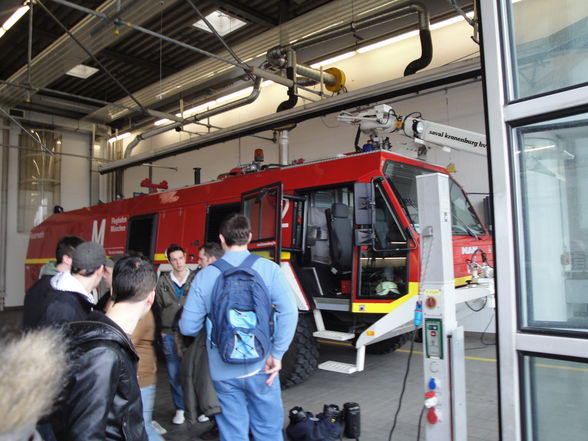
[403,28,433,76]
[277,67,298,112]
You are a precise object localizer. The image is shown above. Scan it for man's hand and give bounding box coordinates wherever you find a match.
[264,355,282,386]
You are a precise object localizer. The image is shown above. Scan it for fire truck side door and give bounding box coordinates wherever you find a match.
[241,183,284,264]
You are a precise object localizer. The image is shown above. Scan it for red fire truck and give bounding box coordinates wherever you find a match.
[25,143,492,387]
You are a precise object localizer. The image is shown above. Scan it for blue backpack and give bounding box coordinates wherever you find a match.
[208,254,274,364]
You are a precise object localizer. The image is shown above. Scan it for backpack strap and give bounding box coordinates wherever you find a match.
[211,259,233,273]
[211,254,260,273]
[241,253,260,269]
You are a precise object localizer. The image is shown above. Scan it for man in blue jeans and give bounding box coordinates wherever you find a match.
[180,214,298,441]
[155,244,196,424]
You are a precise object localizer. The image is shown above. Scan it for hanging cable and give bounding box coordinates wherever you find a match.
[387,329,418,441]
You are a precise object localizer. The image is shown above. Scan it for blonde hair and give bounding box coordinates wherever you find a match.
[0,328,68,435]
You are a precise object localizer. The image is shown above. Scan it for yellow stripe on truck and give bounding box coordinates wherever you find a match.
[352,276,471,313]
[25,258,55,265]
[352,282,419,313]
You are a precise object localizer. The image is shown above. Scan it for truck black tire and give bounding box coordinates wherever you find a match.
[366,333,408,355]
[280,314,319,389]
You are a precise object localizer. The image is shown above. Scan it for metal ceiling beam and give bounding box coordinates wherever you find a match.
[0,0,169,108]
[99,49,180,76]
[99,58,481,173]
[34,29,180,75]
[208,0,278,27]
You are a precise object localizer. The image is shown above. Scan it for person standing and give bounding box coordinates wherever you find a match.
[23,235,84,329]
[155,244,196,425]
[132,307,166,441]
[50,255,157,441]
[38,241,107,327]
[180,242,224,440]
[180,214,298,441]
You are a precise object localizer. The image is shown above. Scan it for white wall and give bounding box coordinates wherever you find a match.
[1,124,91,308]
[4,126,31,308]
[59,131,91,211]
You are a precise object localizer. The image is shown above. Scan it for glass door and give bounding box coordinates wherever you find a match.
[241,183,283,263]
[480,1,588,440]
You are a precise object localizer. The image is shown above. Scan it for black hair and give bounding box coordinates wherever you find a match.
[55,236,84,264]
[219,214,250,246]
[201,242,224,260]
[165,244,184,260]
[111,255,156,303]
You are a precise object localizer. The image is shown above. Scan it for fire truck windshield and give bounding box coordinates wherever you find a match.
[383,160,485,236]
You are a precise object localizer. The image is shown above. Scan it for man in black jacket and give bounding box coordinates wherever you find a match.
[52,255,157,441]
[22,235,84,329]
[38,241,107,326]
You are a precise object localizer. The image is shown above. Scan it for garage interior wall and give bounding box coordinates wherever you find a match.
[1,11,494,335]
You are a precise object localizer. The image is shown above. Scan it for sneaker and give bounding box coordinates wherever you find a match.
[197,414,210,423]
[172,409,185,425]
[151,420,167,435]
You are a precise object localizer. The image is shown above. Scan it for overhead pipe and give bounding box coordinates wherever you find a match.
[267,47,345,93]
[292,1,430,52]
[269,1,431,78]
[124,77,263,158]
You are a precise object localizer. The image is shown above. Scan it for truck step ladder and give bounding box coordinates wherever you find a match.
[313,330,354,341]
[317,346,366,374]
[312,310,366,374]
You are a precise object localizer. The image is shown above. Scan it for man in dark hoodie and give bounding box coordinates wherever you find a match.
[22,235,84,329]
[51,255,157,441]
[37,241,107,327]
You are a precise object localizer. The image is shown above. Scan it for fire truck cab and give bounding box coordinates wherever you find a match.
[26,148,492,387]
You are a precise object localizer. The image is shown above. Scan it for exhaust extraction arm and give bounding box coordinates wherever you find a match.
[402,2,432,76]
[267,1,431,80]
[124,76,263,158]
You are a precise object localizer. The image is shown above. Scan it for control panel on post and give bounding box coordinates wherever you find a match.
[425,318,443,359]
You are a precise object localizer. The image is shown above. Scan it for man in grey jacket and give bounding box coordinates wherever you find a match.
[155,244,196,425]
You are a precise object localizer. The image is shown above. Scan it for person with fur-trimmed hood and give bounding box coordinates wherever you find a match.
[0,327,67,441]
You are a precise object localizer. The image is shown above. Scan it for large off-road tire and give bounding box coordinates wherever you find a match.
[366,333,409,355]
[280,314,320,389]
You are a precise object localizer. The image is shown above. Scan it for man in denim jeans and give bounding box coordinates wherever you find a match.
[180,215,298,440]
[155,244,196,425]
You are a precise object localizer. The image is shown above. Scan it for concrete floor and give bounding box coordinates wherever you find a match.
[0,309,499,440]
[153,333,499,441]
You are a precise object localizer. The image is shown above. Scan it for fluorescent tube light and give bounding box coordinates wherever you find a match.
[357,30,419,53]
[107,132,131,143]
[217,87,253,103]
[358,12,474,55]
[310,51,356,68]
[0,5,29,39]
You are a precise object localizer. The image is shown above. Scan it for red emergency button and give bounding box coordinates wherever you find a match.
[427,408,438,424]
[431,331,436,336]
[425,296,437,308]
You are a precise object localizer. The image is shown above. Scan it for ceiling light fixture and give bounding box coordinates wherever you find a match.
[66,64,99,79]
[107,132,131,143]
[192,10,246,36]
[0,4,29,39]
[358,12,474,55]
[310,51,356,68]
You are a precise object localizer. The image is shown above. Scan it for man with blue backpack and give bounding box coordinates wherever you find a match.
[180,214,298,441]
